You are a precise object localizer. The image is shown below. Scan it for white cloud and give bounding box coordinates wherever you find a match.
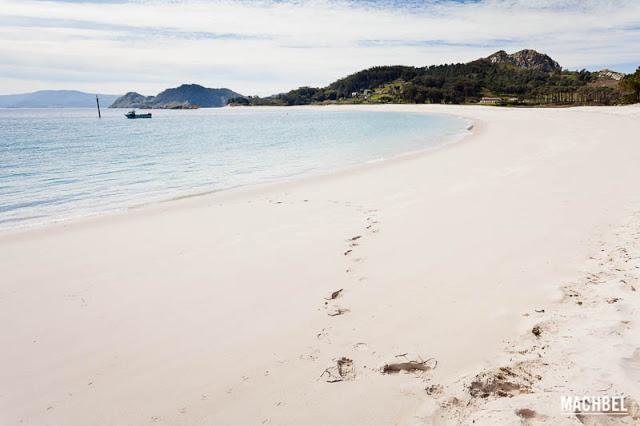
[0,0,638,95]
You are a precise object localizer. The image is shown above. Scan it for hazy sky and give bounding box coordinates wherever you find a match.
[1,0,639,96]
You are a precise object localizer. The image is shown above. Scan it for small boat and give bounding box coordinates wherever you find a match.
[125,110,152,119]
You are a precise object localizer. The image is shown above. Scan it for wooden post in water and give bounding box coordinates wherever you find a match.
[96,95,101,119]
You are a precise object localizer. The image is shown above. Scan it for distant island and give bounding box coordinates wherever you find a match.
[229,49,639,107]
[0,90,120,108]
[110,84,242,109]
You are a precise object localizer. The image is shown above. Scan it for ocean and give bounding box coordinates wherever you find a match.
[0,107,468,230]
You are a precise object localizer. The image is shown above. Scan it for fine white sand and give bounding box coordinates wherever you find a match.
[1,104,640,425]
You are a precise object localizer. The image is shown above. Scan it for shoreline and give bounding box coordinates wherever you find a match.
[1,104,640,425]
[0,106,474,238]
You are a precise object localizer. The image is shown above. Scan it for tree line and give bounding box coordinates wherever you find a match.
[229,60,638,107]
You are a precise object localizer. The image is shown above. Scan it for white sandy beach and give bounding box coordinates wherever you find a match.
[1,104,640,425]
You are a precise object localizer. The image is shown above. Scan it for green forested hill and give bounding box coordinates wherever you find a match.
[110,84,242,108]
[230,50,632,107]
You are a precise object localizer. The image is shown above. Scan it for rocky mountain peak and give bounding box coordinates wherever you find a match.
[486,49,561,73]
[596,69,625,81]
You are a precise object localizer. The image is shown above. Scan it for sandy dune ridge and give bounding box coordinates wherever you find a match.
[1,104,640,425]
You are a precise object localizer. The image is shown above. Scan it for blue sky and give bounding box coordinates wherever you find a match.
[1,0,639,96]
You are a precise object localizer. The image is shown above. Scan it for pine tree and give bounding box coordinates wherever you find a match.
[621,67,640,103]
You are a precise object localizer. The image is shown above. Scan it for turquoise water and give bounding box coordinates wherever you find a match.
[0,107,468,230]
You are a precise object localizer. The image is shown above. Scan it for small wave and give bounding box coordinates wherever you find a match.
[365,158,385,164]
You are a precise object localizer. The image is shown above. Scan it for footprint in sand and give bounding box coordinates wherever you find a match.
[365,216,380,233]
[321,357,355,382]
[300,350,320,361]
[327,307,350,317]
[353,342,368,351]
[317,329,329,340]
[425,384,444,397]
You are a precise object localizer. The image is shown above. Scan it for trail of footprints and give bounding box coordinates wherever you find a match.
[323,207,380,318]
[314,204,438,383]
[312,205,383,382]
[262,197,393,383]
